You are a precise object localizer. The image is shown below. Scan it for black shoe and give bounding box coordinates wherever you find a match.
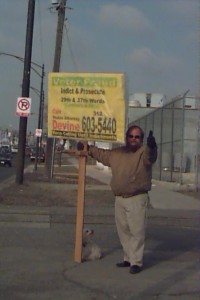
[116,261,130,267]
[130,265,142,274]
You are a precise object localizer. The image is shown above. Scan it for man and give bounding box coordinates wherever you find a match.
[77,125,157,274]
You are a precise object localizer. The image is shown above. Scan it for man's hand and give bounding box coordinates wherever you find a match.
[77,141,84,151]
[77,141,90,151]
[147,130,157,149]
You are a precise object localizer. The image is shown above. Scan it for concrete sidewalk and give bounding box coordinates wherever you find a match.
[0,216,199,299]
[85,163,200,211]
[0,162,200,299]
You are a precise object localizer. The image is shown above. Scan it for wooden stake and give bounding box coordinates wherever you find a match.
[74,147,87,263]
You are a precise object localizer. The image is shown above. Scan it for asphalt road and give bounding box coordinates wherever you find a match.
[0,154,32,182]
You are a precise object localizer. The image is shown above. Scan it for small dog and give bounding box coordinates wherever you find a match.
[82,228,103,261]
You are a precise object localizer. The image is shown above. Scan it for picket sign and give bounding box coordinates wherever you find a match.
[48,72,126,262]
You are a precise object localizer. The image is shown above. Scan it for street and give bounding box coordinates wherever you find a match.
[0,159,199,299]
[0,154,32,182]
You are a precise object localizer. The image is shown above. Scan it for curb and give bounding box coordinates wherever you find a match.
[0,207,199,229]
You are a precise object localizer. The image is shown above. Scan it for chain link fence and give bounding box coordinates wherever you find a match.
[130,95,200,190]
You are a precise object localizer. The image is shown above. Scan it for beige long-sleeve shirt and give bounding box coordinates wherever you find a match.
[89,144,157,196]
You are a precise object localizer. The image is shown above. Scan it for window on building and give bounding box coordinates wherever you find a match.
[146,93,151,107]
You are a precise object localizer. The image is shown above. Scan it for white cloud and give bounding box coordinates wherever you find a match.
[98,3,154,34]
[129,47,181,73]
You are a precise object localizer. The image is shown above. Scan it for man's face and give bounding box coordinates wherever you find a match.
[126,128,143,151]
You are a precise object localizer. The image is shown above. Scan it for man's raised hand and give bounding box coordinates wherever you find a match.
[147,130,157,149]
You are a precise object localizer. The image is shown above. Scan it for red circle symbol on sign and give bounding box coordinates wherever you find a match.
[18,98,30,111]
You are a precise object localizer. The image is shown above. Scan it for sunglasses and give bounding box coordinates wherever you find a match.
[128,134,141,139]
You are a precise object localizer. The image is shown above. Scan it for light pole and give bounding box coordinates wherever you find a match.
[0,52,45,178]
[30,65,45,171]
[0,52,42,78]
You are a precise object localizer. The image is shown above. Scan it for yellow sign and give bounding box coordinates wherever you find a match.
[48,72,126,143]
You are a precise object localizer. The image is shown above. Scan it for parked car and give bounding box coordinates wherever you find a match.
[25,146,31,157]
[29,147,45,162]
[11,145,18,154]
[0,145,12,154]
[0,151,12,167]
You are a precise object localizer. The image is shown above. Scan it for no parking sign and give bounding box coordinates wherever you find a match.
[35,128,42,137]
[16,97,31,117]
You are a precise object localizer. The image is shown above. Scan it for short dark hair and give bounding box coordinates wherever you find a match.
[126,125,144,140]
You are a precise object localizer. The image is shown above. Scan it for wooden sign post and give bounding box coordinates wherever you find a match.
[74,146,87,263]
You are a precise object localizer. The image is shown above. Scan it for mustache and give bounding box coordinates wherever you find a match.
[126,142,141,151]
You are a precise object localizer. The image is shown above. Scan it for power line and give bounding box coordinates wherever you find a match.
[63,21,79,71]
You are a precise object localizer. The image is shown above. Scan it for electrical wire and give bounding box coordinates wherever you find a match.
[63,21,79,71]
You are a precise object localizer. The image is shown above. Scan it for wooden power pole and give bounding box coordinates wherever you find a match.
[45,0,67,178]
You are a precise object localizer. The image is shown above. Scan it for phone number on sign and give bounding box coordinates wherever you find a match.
[82,116,117,134]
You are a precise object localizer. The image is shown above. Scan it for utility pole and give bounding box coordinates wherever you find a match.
[45,0,67,178]
[16,0,35,184]
[34,63,45,171]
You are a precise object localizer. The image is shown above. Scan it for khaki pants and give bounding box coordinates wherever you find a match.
[115,193,149,267]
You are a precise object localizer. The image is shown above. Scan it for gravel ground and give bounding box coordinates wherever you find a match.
[0,164,114,207]
[0,156,199,208]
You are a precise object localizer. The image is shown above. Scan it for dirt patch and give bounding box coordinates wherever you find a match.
[0,166,114,207]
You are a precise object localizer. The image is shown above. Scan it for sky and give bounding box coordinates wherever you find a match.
[0,0,199,133]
